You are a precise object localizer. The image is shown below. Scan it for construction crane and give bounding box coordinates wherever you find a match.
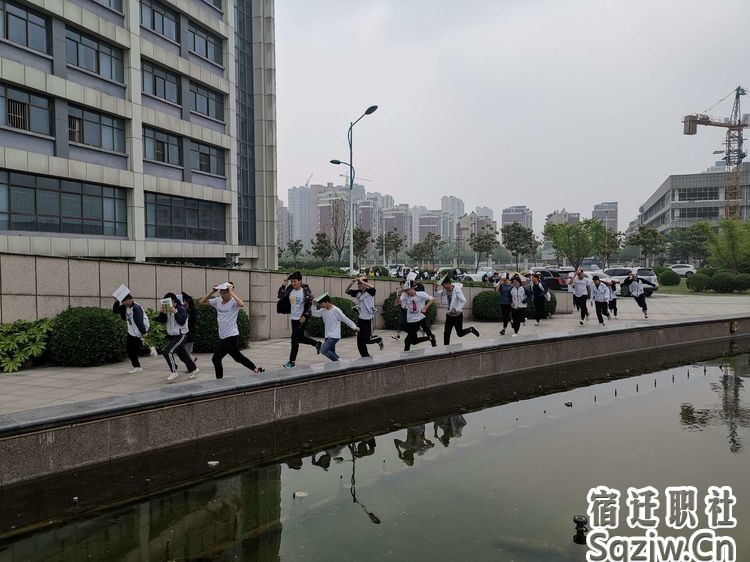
[339,174,373,182]
[305,173,313,188]
[683,86,748,220]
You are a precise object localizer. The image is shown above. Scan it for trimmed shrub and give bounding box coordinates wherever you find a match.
[696,267,716,277]
[734,273,750,292]
[473,289,557,320]
[192,303,251,353]
[381,291,437,329]
[141,309,167,354]
[0,319,52,373]
[658,270,681,286]
[710,271,737,293]
[308,297,359,338]
[686,273,711,292]
[50,307,126,366]
[653,266,669,277]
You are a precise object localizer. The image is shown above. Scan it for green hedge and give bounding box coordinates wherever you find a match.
[658,270,681,286]
[192,303,250,353]
[0,319,52,373]
[50,307,126,366]
[735,273,750,292]
[381,291,437,329]
[711,271,736,293]
[686,273,711,292]
[472,289,557,321]
[141,309,166,354]
[308,297,359,338]
[653,266,669,277]
[696,267,716,277]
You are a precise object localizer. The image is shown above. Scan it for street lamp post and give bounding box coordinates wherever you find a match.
[331,105,378,274]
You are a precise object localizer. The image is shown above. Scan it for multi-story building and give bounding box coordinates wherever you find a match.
[592,202,618,231]
[0,0,277,267]
[441,195,464,221]
[276,198,291,252]
[383,206,409,246]
[636,164,750,233]
[455,212,497,244]
[288,185,309,247]
[475,206,493,220]
[545,209,580,226]
[501,206,533,230]
[418,213,439,242]
[410,205,427,246]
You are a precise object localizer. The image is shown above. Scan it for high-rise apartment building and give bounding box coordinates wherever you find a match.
[288,185,309,247]
[0,0,277,266]
[545,209,580,226]
[418,213,440,242]
[441,195,464,220]
[276,198,291,253]
[592,202,618,231]
[475,206,494,220]
[501,206,533,230]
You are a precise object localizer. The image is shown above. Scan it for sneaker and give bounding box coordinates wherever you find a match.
[644,311,648,318]
[511,333,518,337]
[128,367,143,374]
[315,341,322,355]
[500,329,506,335]
[187,368,200,380]
[378,340,384,351]
[391,334,400,341]
[149,347,158,357]
[283,361,295,369]
[579,321,584,326]
[600,323,605,327]
[535,321,540,326]
[470,327,480,337]
[429,334,437,347]
[166,372,179,382]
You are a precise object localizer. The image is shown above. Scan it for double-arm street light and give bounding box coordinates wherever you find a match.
[330,104,378,274]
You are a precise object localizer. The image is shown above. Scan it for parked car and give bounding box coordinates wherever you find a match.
[670,264,696,277]
[545,268,576,291]
[604,267,659,296]
[387,263,406,276]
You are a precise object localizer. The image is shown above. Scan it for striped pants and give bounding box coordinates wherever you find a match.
[163,333,196,373]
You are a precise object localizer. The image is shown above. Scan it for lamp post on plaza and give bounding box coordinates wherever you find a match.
[331,105,378,274]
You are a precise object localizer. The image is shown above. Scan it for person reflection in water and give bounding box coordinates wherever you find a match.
[394,425,434,466]
[433,415,467,447]
[311,444,346,471]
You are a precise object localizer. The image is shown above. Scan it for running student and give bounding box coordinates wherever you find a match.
[345,277,383,357]
[622,272,655,318]
[591,275,610,326]
[509,275,529,336]
[311,293,359,361]
[529,273,549,326]
[391,280,407,341]
[112,293,149,374]
[607,279,619,318]
[437,275,479,345]
[180,292,198,364]
[495,275,513,335]
[568,268,592,326]
[400,281,437,350]
[277,271,321,369]
[199,282,263,379]
[157,292,198,382]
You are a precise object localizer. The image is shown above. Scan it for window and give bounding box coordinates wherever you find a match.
[675,187,720,202]
[143,127,181,165]
[0,85,50,135]
[671,207,721,220]
[187,23,223,65]
[190,141,224,176]
[93,0,123,11]
[205,0,221,9]
[0,0,48,53]
[145,192,225,241]
[140,0,177,42]
[65,28,124,82]
[188,82,224,121]
[68,106,125,152]
[142,61,180,104]
[0,171,127,236]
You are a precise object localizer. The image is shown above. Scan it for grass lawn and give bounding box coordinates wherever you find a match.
[657,278,750,296]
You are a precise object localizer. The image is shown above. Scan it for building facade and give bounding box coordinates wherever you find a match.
[276,197,290,252]
[501,205,533,230]
[0,0,277,267]
[440,195,464,221]
[592,201,618,231]
[545,209,580,226]
[475,206,493,220]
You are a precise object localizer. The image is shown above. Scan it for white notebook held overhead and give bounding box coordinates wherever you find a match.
[112,284,130,303]
[214,282,232,291]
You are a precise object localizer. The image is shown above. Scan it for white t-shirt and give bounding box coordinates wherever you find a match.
[311,306,357,339]
[289,288,305,320]
[209,297,240,339]
[400,291,432,323]
[571,276,592,298]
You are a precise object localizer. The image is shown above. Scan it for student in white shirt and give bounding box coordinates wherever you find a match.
[591,275,611,326]
[345,276,383,357]
[509,276,529,336]
[568,268,592,326]
[277,271,322,368]
[437,275,479,345]
[311,293,359,361]
[399,282,437,350]
[200,282,263,379]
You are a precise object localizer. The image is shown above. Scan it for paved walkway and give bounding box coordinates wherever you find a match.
[0,293,747,416]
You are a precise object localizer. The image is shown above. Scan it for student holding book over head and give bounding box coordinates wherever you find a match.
[157,292,198,382]
[111,285,150,374]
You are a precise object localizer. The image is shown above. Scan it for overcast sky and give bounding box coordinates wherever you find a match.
[275,0,750,234]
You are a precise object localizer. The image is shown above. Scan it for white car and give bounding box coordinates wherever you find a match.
[670,264,696,277]
[603,267,659,297]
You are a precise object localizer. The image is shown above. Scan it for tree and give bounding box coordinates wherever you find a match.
[588,220,622,268]
[328,198,349,266]
[286,239,304,267]
[624,225,666,266]
[353,227,371,267]
[501,223,538,271]
[469,226,499,272]
[705,218,750,272]
[376,229,406,263]
[422,232,446,269]
[666,222,711,264]
[310,232,333,265]
[543,219,598,270]
[406,241,429,266]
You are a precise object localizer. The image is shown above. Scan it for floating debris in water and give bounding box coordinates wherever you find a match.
[207,461,219,468]
[293,491,308,498]
[564,401,573,408]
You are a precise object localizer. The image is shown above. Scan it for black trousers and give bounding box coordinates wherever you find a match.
[634,294,647,312]
[163,333,196,373]
[290,319,319,361]
[573,295,588,320]
[594,301,608,324]
[404,319,432,350]
[356,318,382,357]
[126,334,141,368]
[511,308,525,334]
[444,313,471,345]
[500,304,512,329]
[533,298,547,322]
[397,308,407,332]
[212,335,256,379]
[608,298,618,316]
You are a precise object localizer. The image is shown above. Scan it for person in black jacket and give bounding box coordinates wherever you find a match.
[181,292,198,364]
[622,272,656,318]
[278,271,321,368]
[112,293,149,374]
[530,273,549,326]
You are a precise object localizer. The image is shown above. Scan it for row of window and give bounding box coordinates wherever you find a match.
[142,60,225,121]
[143,126,225,176]
[672,187,720,202]
[671,207,721,220]
[0,171,228,242]
[0,84,50,135]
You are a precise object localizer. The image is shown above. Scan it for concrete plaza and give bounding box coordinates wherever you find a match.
[0,292,747,417]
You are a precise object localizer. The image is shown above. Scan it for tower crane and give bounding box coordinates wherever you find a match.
[339,174,373,182]
[305,173,313,188]
[683,86,748,220]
